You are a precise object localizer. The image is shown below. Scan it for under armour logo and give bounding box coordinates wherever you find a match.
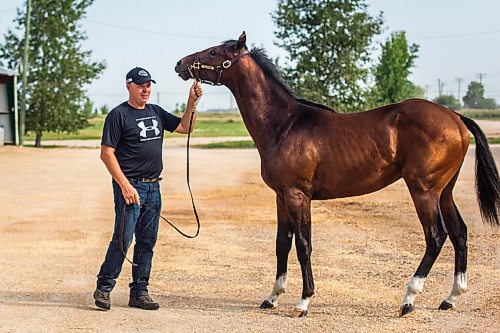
[138,120,160,137]
[138,70,148,76]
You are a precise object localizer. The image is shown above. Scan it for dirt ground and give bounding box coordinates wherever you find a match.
[0,123,499,332]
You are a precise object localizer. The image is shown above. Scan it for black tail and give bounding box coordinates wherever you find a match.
[460,115,500,226]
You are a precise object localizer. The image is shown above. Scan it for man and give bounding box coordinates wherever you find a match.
[93,67,203,310]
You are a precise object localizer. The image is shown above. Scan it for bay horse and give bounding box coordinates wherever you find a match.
[175,32,500,317]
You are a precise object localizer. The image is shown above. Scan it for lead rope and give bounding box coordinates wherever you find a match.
[119,86,202,266]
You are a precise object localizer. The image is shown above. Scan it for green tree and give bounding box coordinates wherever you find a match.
[372,31,419,105]
[433,95,461,110]
[273,0,383,112]
[174,102,186,115]
[83,98,94,117]
[0,0,105,147]
[99,104,110,115]
[463,81,497,109]
[412,85,425,99]
[463,81,484,108]
[480,97,497,109]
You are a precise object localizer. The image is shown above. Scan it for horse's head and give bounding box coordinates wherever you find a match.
[175,31,249,86]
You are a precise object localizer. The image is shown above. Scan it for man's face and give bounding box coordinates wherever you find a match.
[127,81,151,105]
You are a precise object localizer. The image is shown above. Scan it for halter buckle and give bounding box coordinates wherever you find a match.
[222,60,232,69]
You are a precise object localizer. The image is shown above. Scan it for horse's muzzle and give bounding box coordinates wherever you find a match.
[174,61,191,81]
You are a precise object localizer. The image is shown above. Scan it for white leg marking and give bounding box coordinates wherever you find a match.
[294,297,311,311]
[401,276,426,306]
[445,272,468,306]
[292,297,313,317]
[265,274,287,307]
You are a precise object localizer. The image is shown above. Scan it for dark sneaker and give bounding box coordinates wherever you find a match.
[93,289,111,310]
[128,295,160,310]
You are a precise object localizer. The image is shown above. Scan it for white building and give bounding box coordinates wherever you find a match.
[0,66,18,145]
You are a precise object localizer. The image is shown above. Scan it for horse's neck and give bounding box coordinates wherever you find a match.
[225,59,296,148]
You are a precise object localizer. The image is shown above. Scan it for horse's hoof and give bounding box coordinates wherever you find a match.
[292,308,308,318]
[438,300,454,311]
[260,300,276,309]
[399,304,414,316]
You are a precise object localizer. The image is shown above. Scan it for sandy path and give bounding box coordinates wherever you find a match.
[0,137,498,332]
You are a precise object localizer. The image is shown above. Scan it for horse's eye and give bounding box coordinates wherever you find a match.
[210,49,216,56]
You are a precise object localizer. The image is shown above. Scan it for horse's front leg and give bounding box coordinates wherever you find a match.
[286,189,314,317]
[261,194,293,309]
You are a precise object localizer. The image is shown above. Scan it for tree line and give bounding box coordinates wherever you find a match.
[0,0,497,146]
[0,0,104,147]
[273,0,497,112]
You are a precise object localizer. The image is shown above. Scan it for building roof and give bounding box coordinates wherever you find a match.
[0,66,17,76]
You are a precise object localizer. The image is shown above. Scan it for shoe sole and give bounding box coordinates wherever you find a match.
[95,300,111,310]
[128,303,159,310]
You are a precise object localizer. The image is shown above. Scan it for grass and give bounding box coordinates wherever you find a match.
[23,109,500,147]
[471,137,500,145]
[24,117,107,140]
[194,140,255,149]
[24,112,249,140]
[175,117,249,138]
[460,109,500,120]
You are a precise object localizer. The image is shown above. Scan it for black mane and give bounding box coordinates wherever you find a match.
[249,47,335,112]
[221,40,334,112]
[249,47,296,97]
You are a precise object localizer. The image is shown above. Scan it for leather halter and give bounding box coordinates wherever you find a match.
[187,49,249,85]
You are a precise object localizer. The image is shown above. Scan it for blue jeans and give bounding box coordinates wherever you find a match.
[96,179,161,297]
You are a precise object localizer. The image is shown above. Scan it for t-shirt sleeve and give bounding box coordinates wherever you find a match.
[157,105,181,133]
[101,110,122,148]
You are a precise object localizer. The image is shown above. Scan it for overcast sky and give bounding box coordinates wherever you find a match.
[1,0,499,111]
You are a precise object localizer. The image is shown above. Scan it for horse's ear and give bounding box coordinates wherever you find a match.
[236,31,247,51]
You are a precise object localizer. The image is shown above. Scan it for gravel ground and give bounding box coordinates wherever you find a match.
[0,132,498,332]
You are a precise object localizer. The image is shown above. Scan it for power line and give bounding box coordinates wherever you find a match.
[415,28,500,40]
[85,20,222,40]
[84,19,274,42]
[0,7,16,14]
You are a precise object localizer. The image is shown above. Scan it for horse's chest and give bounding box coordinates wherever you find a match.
[259,155,315,193]
[260,162,279,190]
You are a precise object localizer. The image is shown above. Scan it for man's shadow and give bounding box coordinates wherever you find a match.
[0,290,117,311]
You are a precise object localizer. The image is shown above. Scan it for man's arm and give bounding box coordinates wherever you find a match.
[100,144,140,205]
[175,81,203,134]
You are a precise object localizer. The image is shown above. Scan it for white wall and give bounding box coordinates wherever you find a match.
[0,82,13,143]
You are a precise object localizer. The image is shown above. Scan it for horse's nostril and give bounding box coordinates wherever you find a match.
[176,60,182,66]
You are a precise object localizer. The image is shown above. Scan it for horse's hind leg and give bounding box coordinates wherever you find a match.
[283,189,314,317]
[261,194,293,310]
[400,189,448,316]
[439,180,468,310]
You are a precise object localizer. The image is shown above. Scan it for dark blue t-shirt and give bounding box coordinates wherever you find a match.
[101,102,181,178]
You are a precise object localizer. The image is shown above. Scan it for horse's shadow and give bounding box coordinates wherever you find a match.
[154,293,260,313]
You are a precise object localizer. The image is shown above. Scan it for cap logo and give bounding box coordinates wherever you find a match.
[138,70,149,76]
[126,78,132,83]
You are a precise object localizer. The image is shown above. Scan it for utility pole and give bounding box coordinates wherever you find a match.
[19,0,32,146]
[477,73,486,85]
[437,79,444,96]
[455,78,463,103]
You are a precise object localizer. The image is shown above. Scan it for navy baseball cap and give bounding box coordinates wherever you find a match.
[126,67,156,85]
